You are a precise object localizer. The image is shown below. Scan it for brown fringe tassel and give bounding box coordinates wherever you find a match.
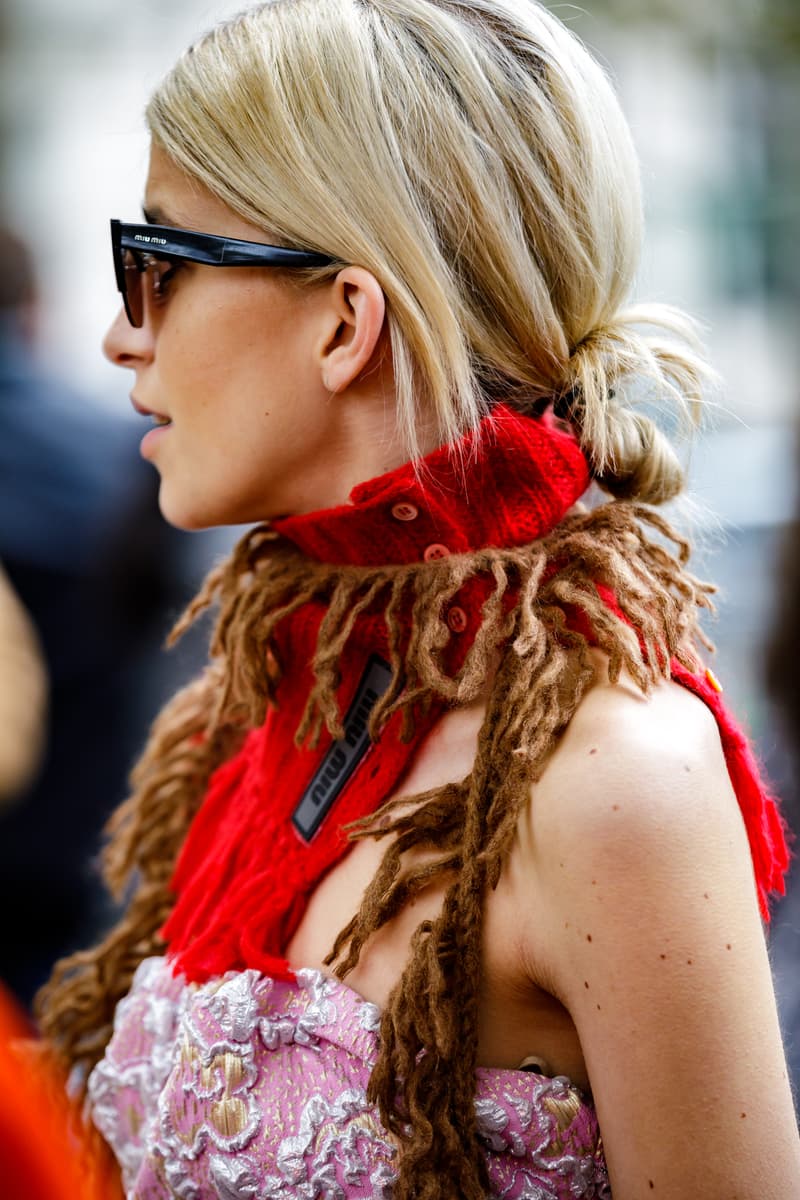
[36,500,714,1199]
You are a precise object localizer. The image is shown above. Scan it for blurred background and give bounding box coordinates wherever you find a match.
[0,0,798,1081]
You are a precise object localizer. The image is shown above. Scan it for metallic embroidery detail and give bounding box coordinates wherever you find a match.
[357,1000,382,1035]
[88,958,611,1199]
[208,1152,261,1199]
[87,957,184,1196]
[271,1089,395,1194]
[158,1036,262,1157]
[206,972,267,1043]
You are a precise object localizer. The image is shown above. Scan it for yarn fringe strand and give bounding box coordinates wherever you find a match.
[37,500,714,1199]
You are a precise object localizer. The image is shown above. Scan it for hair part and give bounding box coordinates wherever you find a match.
[146,0,716,501]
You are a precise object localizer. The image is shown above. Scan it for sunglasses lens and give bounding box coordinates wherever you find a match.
[122,248,144,328]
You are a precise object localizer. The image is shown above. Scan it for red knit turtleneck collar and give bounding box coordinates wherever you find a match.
[271,404,591,565]
[163,405,787,986]
[163,407,593,983]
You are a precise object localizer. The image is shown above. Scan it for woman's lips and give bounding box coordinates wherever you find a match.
[131,396,172,425]
[132,397,173,459]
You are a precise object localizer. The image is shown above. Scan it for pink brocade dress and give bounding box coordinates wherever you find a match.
[88,957,611,1199]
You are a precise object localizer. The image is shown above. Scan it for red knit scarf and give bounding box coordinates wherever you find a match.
[162,405,789,984]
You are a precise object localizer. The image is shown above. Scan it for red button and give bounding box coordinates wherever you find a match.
[391,502,419,522]
[447,606,468,633]
[424,543,450,562]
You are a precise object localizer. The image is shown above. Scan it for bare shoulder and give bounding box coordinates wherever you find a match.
[512,659,800,1198]
[526,659,736,861]
[518,658,756,980]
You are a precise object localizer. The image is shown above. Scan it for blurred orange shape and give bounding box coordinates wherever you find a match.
[0,983,122,1200]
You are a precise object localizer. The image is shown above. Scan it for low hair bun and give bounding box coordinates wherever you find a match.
[560,304,718,506]
[592,405,684,505]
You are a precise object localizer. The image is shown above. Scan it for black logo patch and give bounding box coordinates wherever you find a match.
[292,656,393,842]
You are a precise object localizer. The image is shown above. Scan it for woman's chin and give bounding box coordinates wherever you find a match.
[157,485,220,532]
[157,483,269,532]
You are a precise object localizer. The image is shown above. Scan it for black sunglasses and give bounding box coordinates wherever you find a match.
[110,219,336,328]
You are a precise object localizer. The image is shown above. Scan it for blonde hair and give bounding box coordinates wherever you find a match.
[147,0,714,500]
[38,5,721,1197]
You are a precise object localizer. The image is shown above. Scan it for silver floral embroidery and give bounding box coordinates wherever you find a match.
[207,972,270,1043]
[475,1097,513,1152]
[370,1161,399,1200]
[145,993,184,1081]
[292,969,339,1042]
[164,1151,203,1200]
[498,1170,556,1200]
[89,959,610,1200]
[277,1091,364,1182]
[271,1089,394,1195]
[87,958,184,1197]
[208,1152,261,1199]
[89,1059,158,1194]
[357,1001,381,1035]
[509,1094,535,1130]
[257,970,337,1052]
[155,1046,263,1159]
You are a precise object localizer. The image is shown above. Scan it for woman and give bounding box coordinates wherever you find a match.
[39,0,799,1196]
[0,562,47,807]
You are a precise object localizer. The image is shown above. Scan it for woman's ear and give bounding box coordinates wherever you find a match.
[318,267,386,394]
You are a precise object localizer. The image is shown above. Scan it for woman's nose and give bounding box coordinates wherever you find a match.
[102,306,154,367]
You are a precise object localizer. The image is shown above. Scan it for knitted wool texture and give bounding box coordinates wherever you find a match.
[164,406,787,985]
[39,404,789,1200]
[164,404,599,981]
